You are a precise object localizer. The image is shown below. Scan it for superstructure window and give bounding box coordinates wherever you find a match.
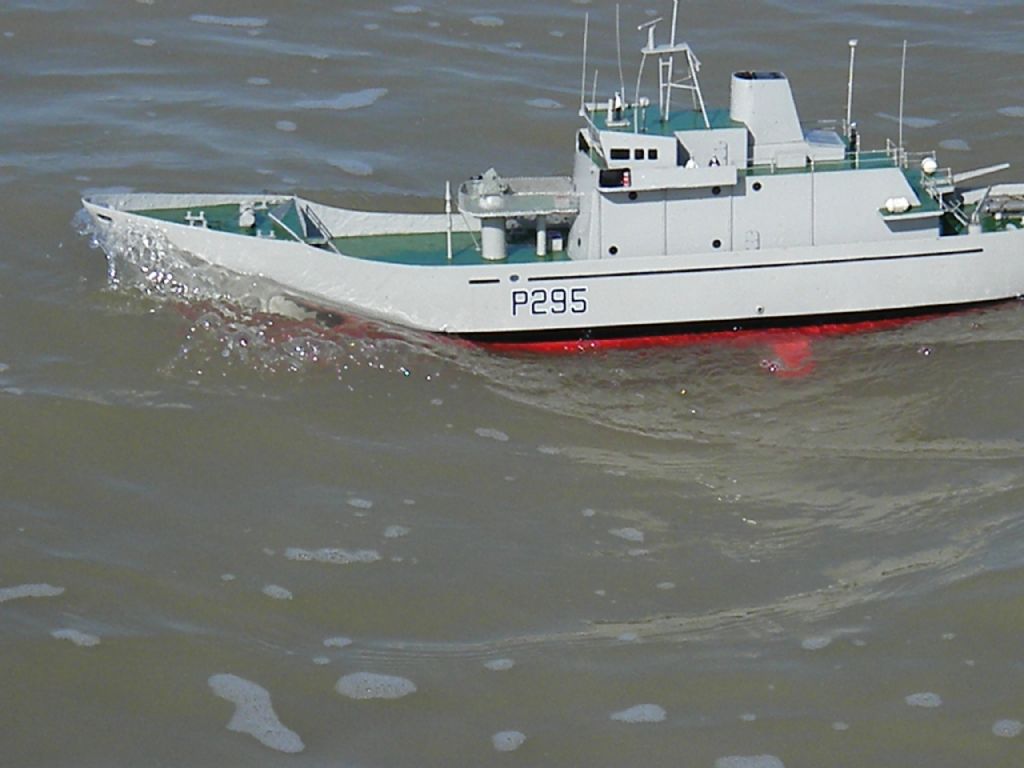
[634,148,644,160]
[648,148,659,160]
[610,148,630,161]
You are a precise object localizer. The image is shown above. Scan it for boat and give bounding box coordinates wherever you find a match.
[81,2,1024,345]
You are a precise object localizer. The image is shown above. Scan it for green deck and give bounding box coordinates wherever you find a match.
[334,232,570,267]
[138,204,570,267]
[592,106,738,136]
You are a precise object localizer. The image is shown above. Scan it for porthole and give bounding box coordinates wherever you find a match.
[609,245,619,255]
[753,181,763,192]
[712,186,721,196]
[628,191,638,201]
[712,239,722,249]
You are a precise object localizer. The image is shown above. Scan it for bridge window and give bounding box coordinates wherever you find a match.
[610,148,630,161]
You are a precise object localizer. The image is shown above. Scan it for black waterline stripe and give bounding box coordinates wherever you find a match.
[523,247,984,283]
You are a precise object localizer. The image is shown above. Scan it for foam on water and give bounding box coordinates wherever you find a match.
[275,120,297,132]
[285,547,382,565]
[295,88,388,111]
[470,15,505,27]
[384,525,410,539]
[324,636,353,649]
[189,14,269,29]
[392,5,422,14]
[262,584,293,600]
[610,704,666,723]
[133,38,156,47]
[905,692,942,708]
[51,629,101,647]
[993,719,1022,737]
[328,157,375,177]
[609,527,644,543]
[877,112,940,129]
[527,98,563,110]
[492,730,526,751]
[998,106,1024,118]
[348,498,374,510]
[0,583,65,604]
[208,674,304,754]
[484,658,515,671]
[336,672,417,700]
[475,427,510,442]
[715,757,785,768]
[800,635,832,651]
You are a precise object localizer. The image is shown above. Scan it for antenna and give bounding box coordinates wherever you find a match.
[615,5,626,99]
[579,12,589,113]
[898,39,908,163]
[845,38,858,136]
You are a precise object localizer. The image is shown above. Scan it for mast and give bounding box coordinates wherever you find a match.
[637,0,709,127]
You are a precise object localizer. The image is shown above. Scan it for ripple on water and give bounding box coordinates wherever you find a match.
[336,672,417,700]
[392,5,422,14]
[484,658,515,671]
[51,629,100,647]
[800,635,832,651]
[492,731,526,751]
[262,584,293,600]
[295,88,388,111]
[610,704,666,723]
[475,427,510,442]
[609,527,644,543]
[208,674,304,754]
[998,106,1024,118]
[189,14,269,29]
[329,158,374,177]
[905,692,942,708]
[0,583,64,603]
[471,15,505,27]
[527,98,563,110]
[285,547,382,565]
[715,757,785,768]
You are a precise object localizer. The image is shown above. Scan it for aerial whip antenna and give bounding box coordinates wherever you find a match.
[616,4,626,99]
[898,39,908,164]
[579,12,590,113]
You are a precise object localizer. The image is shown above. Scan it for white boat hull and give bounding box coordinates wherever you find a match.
[83,193,1024,340]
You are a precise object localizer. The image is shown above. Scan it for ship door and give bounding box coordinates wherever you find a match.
[745,230,761,251]
[712,140,729,167]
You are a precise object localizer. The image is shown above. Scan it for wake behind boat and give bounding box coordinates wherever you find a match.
[82,3,1024,344]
